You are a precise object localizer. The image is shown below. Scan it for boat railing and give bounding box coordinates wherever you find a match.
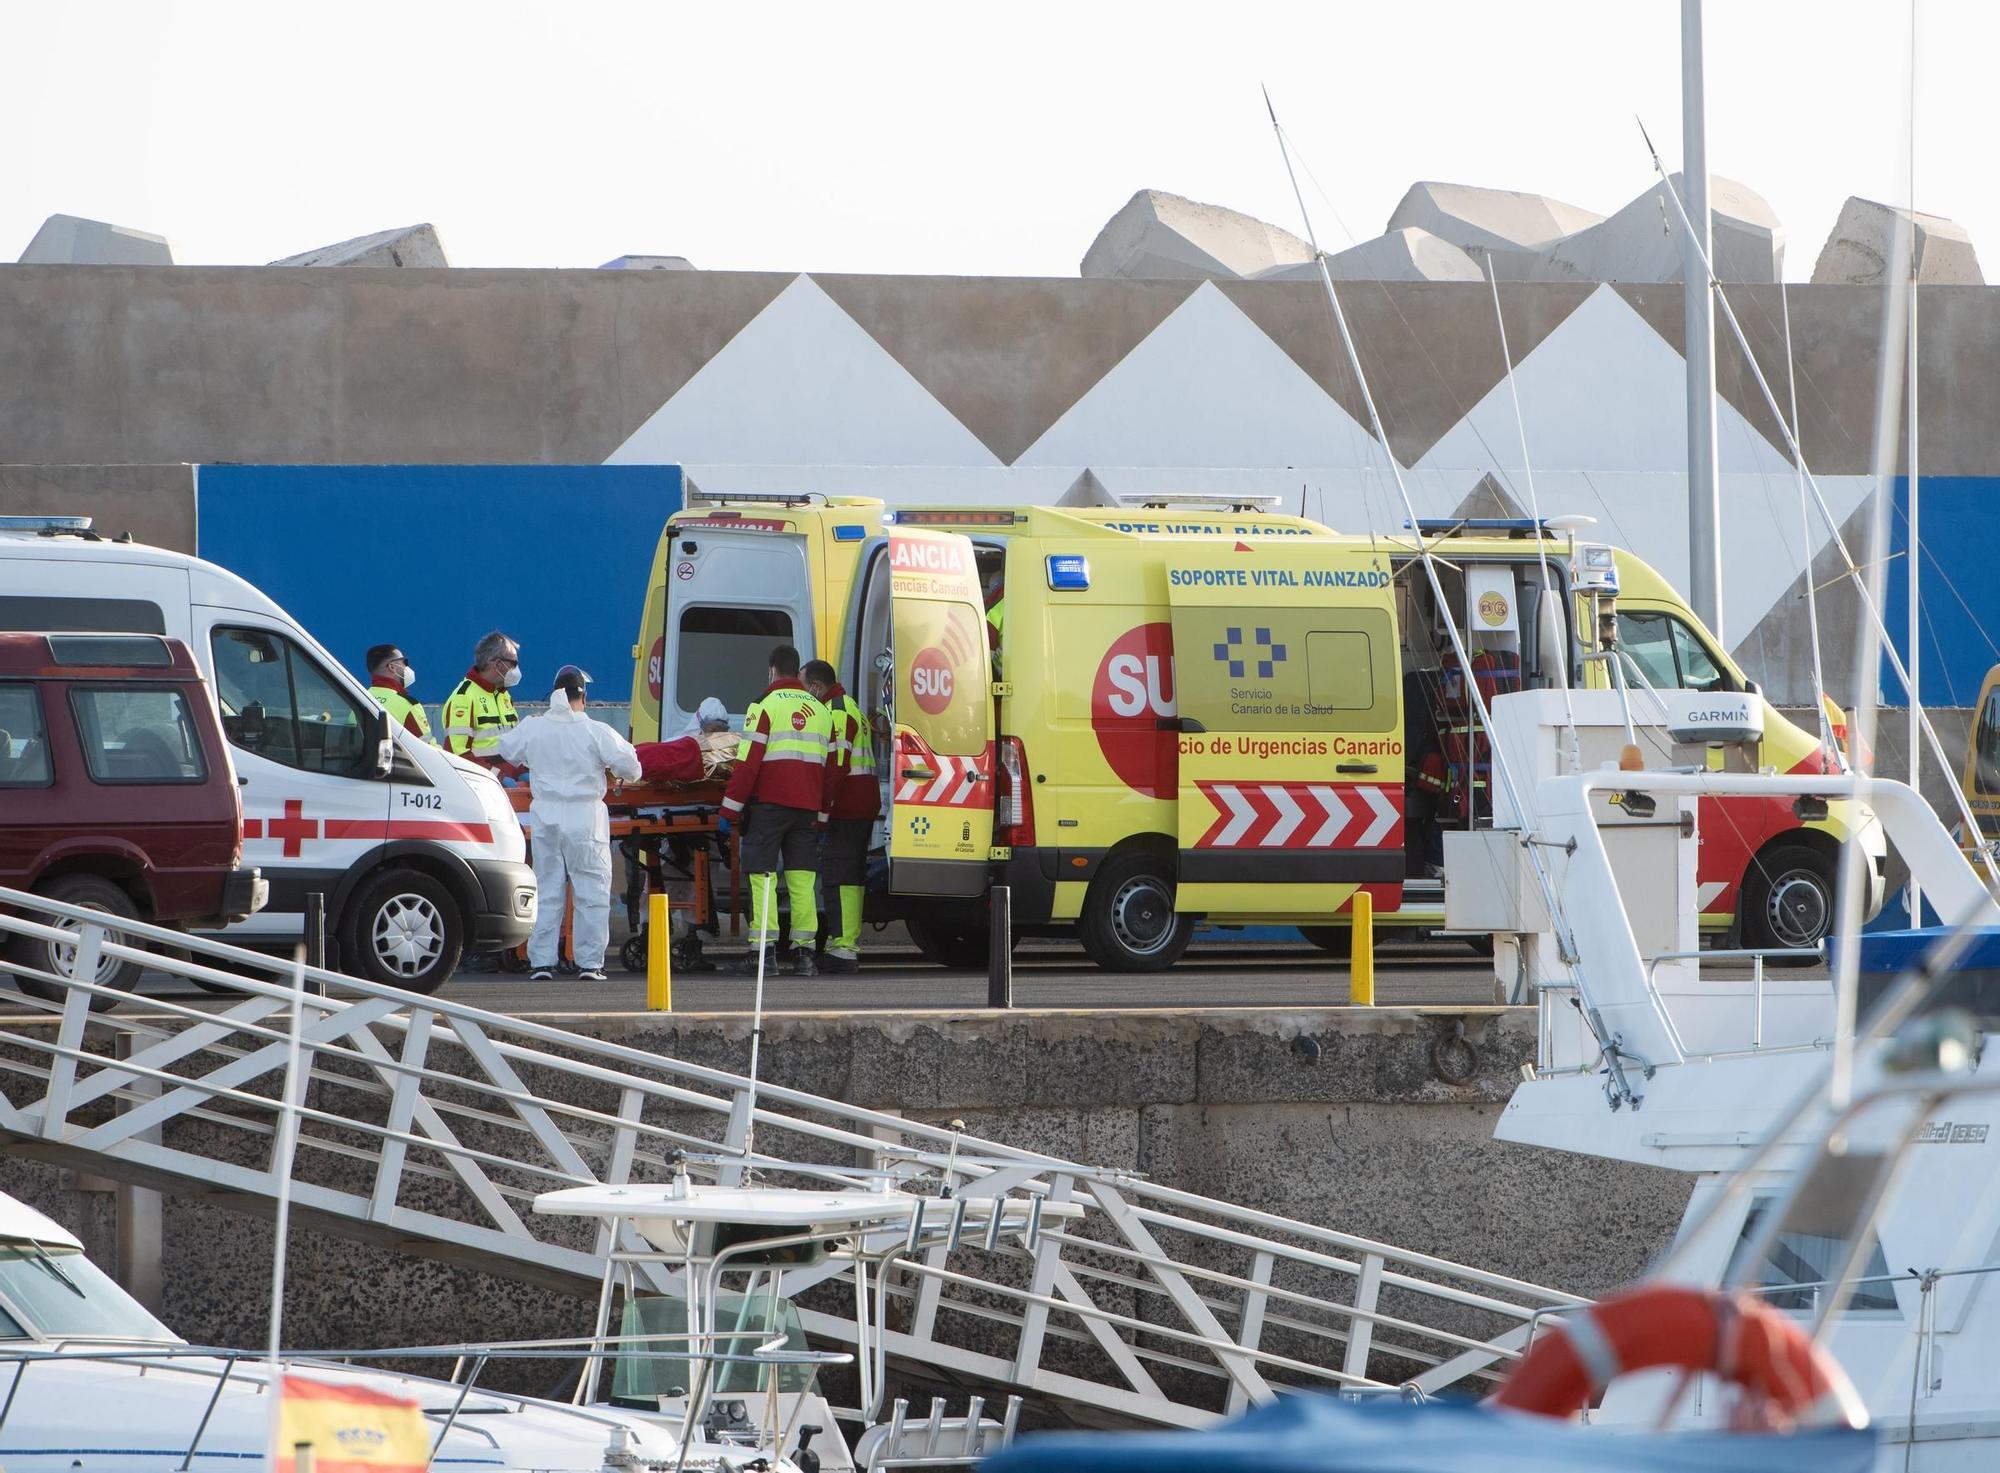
[1535,946,1829,1078]
[0,881,1583,1428]
[0,1331,855,1470]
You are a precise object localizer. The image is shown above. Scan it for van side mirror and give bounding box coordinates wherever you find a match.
[370,705,394,779]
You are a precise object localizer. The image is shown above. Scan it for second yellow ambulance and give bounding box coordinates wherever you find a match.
[632,494,1882,971]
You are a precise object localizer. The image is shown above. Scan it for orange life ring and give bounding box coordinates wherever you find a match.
[1490,1285,1866,1429]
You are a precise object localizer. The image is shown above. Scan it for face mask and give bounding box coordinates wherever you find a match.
[502,666,522,689]
[400,665,416,691]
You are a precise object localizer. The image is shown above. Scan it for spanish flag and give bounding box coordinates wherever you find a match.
[276,1374,430,1473]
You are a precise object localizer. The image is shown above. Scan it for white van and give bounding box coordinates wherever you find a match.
[0,518,534,991]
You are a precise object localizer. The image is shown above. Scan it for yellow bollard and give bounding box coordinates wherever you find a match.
[645,892,672,1011]
[1349,891,1374,1007]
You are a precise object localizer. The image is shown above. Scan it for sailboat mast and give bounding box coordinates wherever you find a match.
[1907,2,1923,925]
[1681,0,1723,641]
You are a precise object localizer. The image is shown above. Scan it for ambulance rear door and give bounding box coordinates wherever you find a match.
[1166,543,1405,916]
[857,528,996,897]
[651,517,815,742]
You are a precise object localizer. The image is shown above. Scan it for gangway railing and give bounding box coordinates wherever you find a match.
[0,883,1582,1427]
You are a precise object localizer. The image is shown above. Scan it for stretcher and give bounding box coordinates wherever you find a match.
[506,779,742,973]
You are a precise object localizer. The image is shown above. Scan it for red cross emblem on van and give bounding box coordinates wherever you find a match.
[244,799,320,858]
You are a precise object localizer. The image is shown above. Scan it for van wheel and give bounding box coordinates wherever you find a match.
[10,876,145,1010]
[905,917,995,971]
[1298,926,1352,958]
[340,869,462,994]
[1079,853,1192,973]
[1741,844,1836,959]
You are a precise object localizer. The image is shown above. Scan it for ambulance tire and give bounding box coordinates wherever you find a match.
[1079,854,1193,973]
[9,875,145,1009]
[905,917,992,972]
[1741,844,1837,959]
[339,868,464,995]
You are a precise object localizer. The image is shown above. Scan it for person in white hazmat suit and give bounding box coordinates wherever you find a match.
[497,665,641,981]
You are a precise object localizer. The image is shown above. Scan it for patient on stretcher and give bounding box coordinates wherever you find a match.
[633,696,736,785]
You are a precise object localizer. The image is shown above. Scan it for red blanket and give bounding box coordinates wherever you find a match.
[635,736,706,784]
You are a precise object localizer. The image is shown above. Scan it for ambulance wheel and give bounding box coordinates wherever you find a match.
[9,875,145,1009]
[339,869,463,994]
[1298,926,1351,958]
[1079,854,1192,973]
[1741,844,1836,959]
[905,917,990,971]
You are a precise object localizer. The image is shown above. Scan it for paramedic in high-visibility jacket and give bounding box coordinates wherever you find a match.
[364,643,432,743]
[443,630,523,773]
[803,658,880,974]
[719,644,834,976]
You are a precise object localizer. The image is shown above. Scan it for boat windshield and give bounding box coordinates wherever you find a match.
[611,1291,810,1402]
[0,1241,176,1341]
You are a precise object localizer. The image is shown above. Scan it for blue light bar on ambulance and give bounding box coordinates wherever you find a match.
[1046,554,1090,591]
[885,509,1022,526]
[833,524,865,541]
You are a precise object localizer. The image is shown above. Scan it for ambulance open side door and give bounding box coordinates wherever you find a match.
[855,528,996,897]
[1165,543,1406,917]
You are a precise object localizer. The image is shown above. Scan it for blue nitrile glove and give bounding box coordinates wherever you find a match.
[716,814,732,840]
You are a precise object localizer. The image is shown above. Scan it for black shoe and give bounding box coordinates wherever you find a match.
[729,948,778,975]
[785,946,819,977]
[530,968,554,981]
[819,953,859,974]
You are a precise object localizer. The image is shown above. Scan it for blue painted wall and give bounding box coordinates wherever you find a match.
[197,465,681,709]
[1881,476,2000,708]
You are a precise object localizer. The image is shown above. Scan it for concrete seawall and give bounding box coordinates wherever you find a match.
[2,1004,1691,1398]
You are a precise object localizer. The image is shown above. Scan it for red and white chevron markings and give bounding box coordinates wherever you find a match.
[1193,781,1402,850]
[893,737,993,809]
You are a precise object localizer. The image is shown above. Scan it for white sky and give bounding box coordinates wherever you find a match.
[5,1,1982,279]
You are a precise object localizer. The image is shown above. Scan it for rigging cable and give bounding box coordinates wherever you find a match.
[1263,88,1645,1105]
[1636,119,2000,898]
[1483,251,1582,775]
[1779,281,1839,767]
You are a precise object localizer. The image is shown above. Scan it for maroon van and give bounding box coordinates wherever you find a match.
[0,632,265,1004]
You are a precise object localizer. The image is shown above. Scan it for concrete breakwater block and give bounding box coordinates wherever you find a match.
[1812,196,1984,286]
[271,222,448,268]
[18,213,172,265]
[1082,189,1314,282]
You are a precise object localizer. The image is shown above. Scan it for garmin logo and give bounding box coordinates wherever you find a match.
[1665,691,1763,745]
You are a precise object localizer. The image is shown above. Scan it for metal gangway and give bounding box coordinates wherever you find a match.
[0,884,1582,1428]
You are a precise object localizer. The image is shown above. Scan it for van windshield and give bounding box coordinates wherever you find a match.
[0,1242,175,1342]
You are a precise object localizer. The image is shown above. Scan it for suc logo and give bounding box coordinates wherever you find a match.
[910,646,955,715]
[1092,622,1179,798]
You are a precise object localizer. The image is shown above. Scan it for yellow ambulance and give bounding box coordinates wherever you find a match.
[631,495,1882,970]
[1959,664,2000,860]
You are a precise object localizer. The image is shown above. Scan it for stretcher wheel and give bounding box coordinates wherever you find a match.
[620,933,647,974]
[498,949,530,974]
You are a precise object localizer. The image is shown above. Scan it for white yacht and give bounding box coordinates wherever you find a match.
[0,1191,690,1471]
[1472,690,2000,1466]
